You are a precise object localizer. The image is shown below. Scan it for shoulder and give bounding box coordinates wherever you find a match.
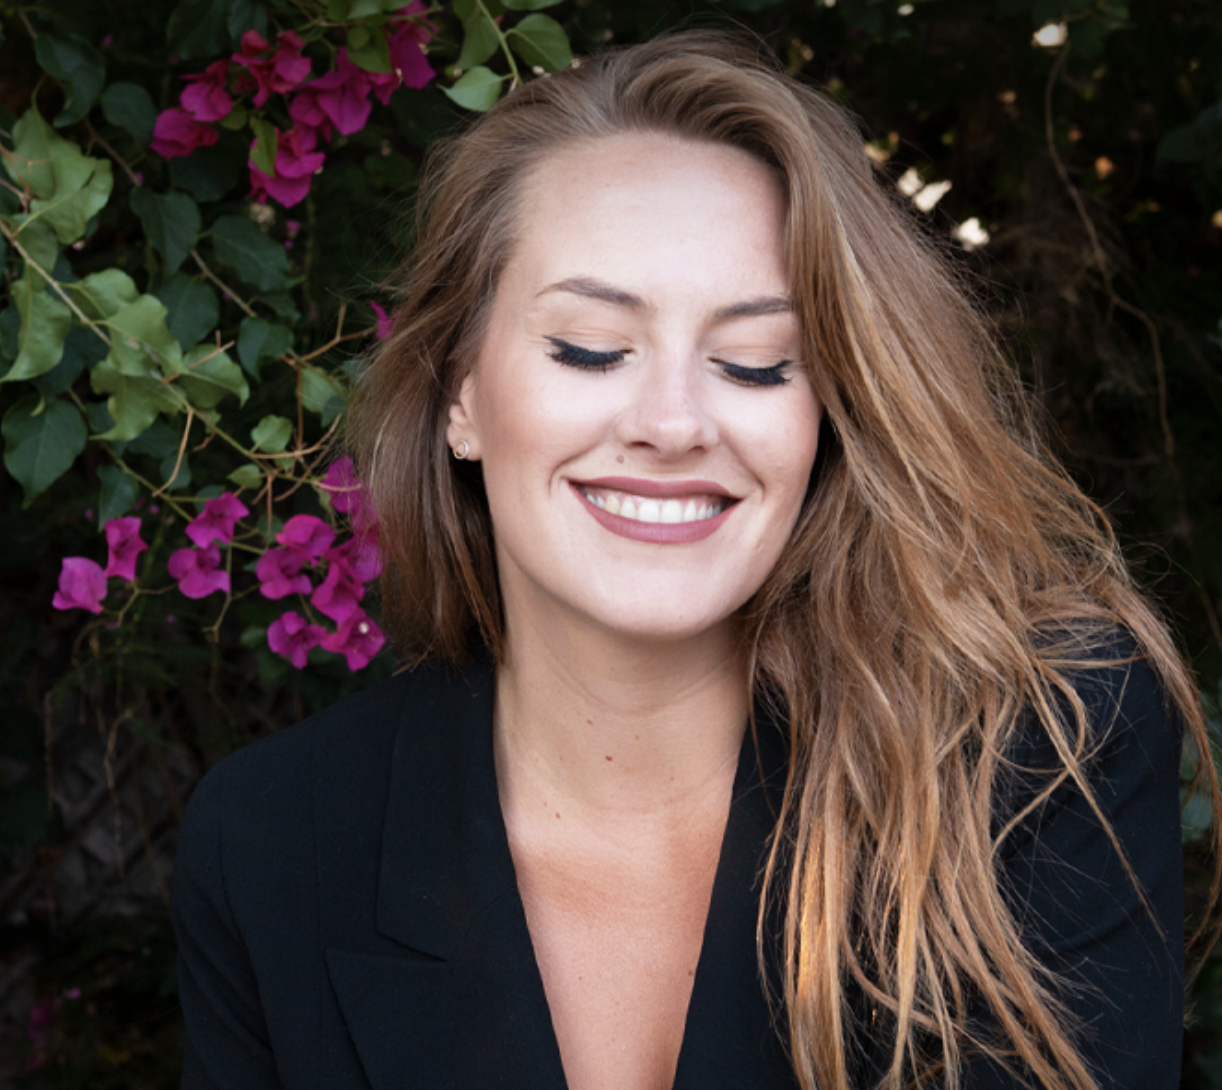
[175,656,487,881]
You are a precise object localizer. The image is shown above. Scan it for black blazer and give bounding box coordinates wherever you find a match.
[174,651,1184,1089]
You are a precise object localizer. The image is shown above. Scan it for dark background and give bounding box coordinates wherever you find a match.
[1,0,1220,1084]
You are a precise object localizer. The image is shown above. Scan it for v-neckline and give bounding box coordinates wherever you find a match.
[486,693,799,1090]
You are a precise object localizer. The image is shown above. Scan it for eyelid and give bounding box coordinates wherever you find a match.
[712,358,793,388]
[545,336,627,370]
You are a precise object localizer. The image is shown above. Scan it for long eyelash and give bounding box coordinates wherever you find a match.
[545,336,626,371]
[715,359,793,387]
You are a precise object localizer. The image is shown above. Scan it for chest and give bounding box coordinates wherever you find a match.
[509,821,726,1090]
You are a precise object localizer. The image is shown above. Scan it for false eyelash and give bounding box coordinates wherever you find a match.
[715,359,793,388]
[545,337,626,370]
[546,337,793,388]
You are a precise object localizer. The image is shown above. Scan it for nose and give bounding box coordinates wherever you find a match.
[613,352,718,459]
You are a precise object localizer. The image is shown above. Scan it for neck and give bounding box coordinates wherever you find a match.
[493,609,749,832]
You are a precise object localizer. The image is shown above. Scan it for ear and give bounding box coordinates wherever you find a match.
[445,371,482,461]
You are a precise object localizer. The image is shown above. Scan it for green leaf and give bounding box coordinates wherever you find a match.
[101,82,157,146]
[501,0,563,9]
[259,291,300,321]
[2,278,72,384]
[171,344,249,409]
[34,34,106,128]
[6,107,58,196]
[90,357,180,441]
[250,118,279,177]
[157,274,219,352]
[126,418,180,458]
[2,394,86,503]
[456,9,501,72]
[130,189,201,275]
[506,13,570,72]
[228,463,263,489]
[170,139,246,202]
[160,450,192,491]
[300,368,345,417]
[9,116,115,245]
[8,219,59,291]
[166,0,232,59]
[97,464,139,524]
[211,214,294,291]
[443,67,505,113]
[251,413,292,453]
[348,28,393,73]
[237,316,293,378]
[349,0,407,15]
[106,295,183,376]
[33,325,107,398]
[31,157,112,245]
[0,308,19,361]
[73,268,140,321]
[228,0,270,43]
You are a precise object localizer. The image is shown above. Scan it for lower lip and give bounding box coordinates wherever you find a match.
[570,484,734,544]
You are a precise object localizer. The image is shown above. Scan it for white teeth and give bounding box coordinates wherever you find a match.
[660,499,684,524]
[581,486,725,525]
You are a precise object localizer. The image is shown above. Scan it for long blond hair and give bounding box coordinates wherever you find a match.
[349,31,1220,1090]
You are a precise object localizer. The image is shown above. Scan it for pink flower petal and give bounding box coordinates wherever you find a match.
[52,557,107,613]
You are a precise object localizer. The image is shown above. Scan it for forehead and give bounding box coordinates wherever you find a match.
[503,133,789,304]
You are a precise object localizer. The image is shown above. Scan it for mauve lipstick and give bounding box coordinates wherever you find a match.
[568,478,737,544]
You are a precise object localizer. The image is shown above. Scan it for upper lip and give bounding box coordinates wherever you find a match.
[572,476,738,500]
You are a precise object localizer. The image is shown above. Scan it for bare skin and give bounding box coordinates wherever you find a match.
[449,134,820,1089]
[495,614,746,1090]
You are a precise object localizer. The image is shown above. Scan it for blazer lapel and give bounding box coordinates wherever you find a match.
[325,657,569,1090]
[671,708,802,1090]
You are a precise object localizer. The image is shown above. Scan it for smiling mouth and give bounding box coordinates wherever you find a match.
[576,486,728,524]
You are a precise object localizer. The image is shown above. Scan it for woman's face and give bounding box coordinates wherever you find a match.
[447,133,823,646]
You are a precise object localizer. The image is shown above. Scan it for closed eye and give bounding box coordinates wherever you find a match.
[545,337,627,371]
[713,359,793,387]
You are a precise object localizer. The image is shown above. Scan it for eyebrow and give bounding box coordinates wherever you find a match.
[535,277,793,322]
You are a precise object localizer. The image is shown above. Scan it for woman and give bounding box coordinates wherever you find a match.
[174,31,1218,1090]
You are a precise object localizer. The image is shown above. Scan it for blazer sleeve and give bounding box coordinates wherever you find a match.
[174,759,282,1089]
[963,654,1185,1090]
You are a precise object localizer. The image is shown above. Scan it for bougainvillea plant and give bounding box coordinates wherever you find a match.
[1,0,571,673]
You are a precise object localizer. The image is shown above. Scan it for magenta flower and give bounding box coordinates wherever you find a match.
[103,517,148,581]
[321,610,386,670]
[186,492,250,547]
[320,457,361,515]
[277,514,335,563]
[234,29,312,107]
[180,59,233,122]
[294,51,372,137]
[52,558,108,614]
[386,10,436,94]
[268,610,327,669]
[370,302,394,340]
[320,457,377,539]
[167,542,229,599]
[311,561,364,623]
[248,124,327,208]
[288,89,333,142]
[325,534,380,584]
[150,108,219,159]
[256,548,313,599]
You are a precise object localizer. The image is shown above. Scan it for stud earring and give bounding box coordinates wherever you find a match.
[452,439,470,460]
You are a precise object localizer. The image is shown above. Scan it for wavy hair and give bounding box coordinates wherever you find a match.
[348,31,1220,1090]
